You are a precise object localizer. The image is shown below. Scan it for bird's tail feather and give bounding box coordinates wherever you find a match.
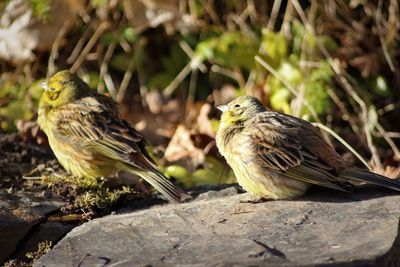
[135,169,191,203]
[341,168,400,191]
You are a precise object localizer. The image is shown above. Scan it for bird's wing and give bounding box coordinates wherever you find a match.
[245,111,350,191]
[53,94,156,171]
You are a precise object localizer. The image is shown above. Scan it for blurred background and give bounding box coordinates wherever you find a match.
[1,0,400,190]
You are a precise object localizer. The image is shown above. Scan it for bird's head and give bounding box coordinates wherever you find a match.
[39,70,88,109]
[217,95,266,126]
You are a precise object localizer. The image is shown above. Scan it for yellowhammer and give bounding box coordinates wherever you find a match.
[216,95,400,200]
[37,70,190,203]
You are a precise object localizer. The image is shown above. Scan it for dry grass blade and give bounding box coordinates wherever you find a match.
[313,122,371,170]
[267,0,282,30]
[255,55,320,122]
[47,20,70,77]
[291,0,384,169]
[163,62,192,97]
[70,21,110,73]
[98,42,117,93]
[116,53,136,103]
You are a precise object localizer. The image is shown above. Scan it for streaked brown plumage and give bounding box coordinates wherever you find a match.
[37,70,190,203]
[216,95,400,199]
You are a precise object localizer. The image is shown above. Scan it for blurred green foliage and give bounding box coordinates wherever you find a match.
[0,77,43,131]
[194,31,259,71]
[29,0,51,20]
[261,25,335,118]
[165,157,235,187]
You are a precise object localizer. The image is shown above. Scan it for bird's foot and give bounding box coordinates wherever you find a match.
[239,195,269,203]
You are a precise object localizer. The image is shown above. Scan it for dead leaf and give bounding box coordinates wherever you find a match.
[0,1,37,63]
[122,0,197,34]
[196,103,214,137]
[164,124,205,172]
[0,0,82,63]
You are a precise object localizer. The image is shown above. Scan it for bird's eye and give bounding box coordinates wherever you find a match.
[50,87,56,91]
[234,104,240,108]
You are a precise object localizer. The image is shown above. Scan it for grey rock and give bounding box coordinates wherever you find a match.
[0,188,66,263]
[35,187,400,267]
[0,213,36,264]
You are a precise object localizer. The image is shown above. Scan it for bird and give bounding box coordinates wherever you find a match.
[37,70,190,203]
[216,95,400,200]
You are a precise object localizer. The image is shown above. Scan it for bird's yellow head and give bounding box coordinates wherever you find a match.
[217,95,266,126]
[39,70,87,109]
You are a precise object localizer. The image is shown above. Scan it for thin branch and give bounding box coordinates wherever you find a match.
[185,68,198,121]
[67,27,92,64]
[375,122,400,160]
[375,0,396,72]
[103,73,116,99]
[47,19,70,77]
[163,62,192,97]
[98,42,116,93]
[267,0,282,30]
[231,13,258,40]
[326,88,360,134]
[179,40,207,73]
[116,54,136,103]
[71,21,110,73]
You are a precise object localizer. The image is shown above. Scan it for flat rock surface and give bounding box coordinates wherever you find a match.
[35,186,400,267]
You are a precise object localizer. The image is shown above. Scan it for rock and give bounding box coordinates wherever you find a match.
[0,189,69,263]
[0,212,36,264]
[34,186,400,267]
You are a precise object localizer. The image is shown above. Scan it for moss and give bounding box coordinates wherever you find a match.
[3,241,52,267]
[41,174,138,216]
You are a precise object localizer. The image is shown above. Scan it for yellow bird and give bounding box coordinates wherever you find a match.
[37,70,190,203]
[216,95,400,200]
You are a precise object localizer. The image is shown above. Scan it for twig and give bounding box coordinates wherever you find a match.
[116,54,136,103]
[326,88,360,134]
[244,70,257,94]
[47,19,70,77]
[291,0,382,168]
[376,132,400,139]
[22,176,43,180]
[71,21,110,73]
[280,0,294,35]
[103,73,116,99]
[231,13,258,40]
[200,0,222,27]
[377,102,400,115]
[313,123,371,170]
[185,68,198,120]
[67,27,92,64]
[179,40,207,73]
[133,41,148,106]
[246,0,257,24]
[267,0,282,30]
[164,62,192,97]
[211,65,245,88]
[375,0,396,72]
[375,122,400,160]
[98,42,117,93]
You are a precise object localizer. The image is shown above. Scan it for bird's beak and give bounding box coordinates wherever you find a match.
[217,105,228,112]
[40,81,49,91]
